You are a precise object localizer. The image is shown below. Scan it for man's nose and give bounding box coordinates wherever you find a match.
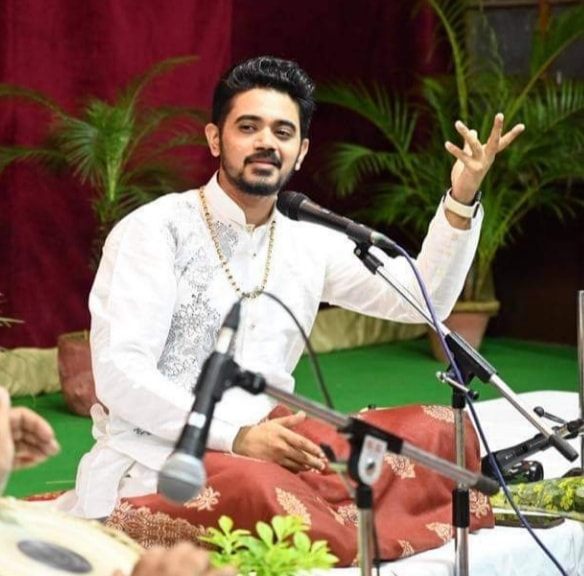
[253,128,276,149]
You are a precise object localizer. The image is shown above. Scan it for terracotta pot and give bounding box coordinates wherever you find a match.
[57,331,98,416]
[428,300,501,363]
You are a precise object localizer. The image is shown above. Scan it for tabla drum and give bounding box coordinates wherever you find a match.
[0,498,142,576]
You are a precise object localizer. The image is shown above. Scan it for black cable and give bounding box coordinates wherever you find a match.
[260,290,387,570]
[260,290,334,409]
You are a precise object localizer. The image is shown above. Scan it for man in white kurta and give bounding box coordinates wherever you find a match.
[58,55,524,521]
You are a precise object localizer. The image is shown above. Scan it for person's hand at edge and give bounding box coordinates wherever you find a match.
[112,543,236,576]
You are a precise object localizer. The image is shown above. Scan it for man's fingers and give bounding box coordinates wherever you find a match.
[279,456,306,472]
[464,130,478,155]
[498,123,525,152]
[272,411,306,429]
[11,407,56,441]
[8,407,60,470]
[280,429,326,470]
[283,428,324,459]
[444,141,474,167]
[0,388,12,449]
[0,387,11,426]
[455,121,482,158]
[10,407,59,453]
[16,428,60,455]
[483,112,504,157]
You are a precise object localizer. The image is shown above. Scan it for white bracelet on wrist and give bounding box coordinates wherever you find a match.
[443,188,481,219]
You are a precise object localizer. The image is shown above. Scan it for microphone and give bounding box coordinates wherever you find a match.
[158,301,241,503]
[276,191,396,251]
[482,417,583,478]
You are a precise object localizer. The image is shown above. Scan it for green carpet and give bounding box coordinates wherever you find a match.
[6,337,579,498]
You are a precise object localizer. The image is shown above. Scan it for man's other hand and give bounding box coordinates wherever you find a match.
[233,411,327,472]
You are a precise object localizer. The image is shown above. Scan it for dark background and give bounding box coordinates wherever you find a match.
[0,0,582,349]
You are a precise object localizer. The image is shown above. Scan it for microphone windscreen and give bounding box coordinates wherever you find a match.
[276,191,308,220]
[158,453,207,504]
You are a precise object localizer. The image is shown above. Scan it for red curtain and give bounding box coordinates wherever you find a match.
[0,1,443,348]
[0,0,232,347]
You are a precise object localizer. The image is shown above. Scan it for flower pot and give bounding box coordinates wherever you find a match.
[428,300,500,363]
[57,330,98,416]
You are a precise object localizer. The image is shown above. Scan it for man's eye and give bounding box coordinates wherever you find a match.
[276,129,293,139]
[239,124,255,132]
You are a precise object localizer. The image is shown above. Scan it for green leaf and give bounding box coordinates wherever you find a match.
[120,55,199,110]
[256,521,274,546]
[0,84,66,116]
[292,531,311,552]
[218,515,234,533]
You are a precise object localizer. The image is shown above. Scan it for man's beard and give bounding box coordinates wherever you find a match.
[221,150,297,197]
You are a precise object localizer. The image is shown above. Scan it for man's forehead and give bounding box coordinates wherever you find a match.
[226,88,301,127]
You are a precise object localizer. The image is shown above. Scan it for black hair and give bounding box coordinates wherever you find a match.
[212,55,316,138]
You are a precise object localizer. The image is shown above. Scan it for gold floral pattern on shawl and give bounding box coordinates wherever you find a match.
[329,507,346,525]
[384,453,416,478]
[469,489,491,518]
[422,405,454,423]
[185,486,220,511]
[275,487,312,527]
[336,503,359,526]
[398,540,416,558]
[317,497,346,525]
[426,522,453,543]
[105,502,208,548]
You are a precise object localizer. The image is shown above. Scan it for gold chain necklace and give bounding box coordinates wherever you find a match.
[199,187,276,299]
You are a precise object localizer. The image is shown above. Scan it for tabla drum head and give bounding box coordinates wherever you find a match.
[0,498,142,576]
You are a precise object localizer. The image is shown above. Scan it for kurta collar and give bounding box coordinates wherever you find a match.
[203,173,277,230]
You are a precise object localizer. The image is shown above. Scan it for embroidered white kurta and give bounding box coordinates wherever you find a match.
[60,174,483,518]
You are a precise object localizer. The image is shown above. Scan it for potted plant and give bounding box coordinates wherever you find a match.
[317,0,584,358]
[201,515,338,575]
[0,55,208,412]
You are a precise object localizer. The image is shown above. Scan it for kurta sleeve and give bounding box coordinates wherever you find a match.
[322,200,484,322]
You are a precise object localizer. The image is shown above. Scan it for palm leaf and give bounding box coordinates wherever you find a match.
[119,55,199,110]
[508,4,584,122]
[530,5,584,79]
[420,77,458,141]
[316,82,417,153]
[323,143,406,196]
[0,146,62,172]
[129,108,207,159]
[426,0,471,121]
[0,84,65,116]
[55,100,134,202]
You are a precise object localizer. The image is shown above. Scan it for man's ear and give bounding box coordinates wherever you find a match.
[205,123,221,157]
[295,138,310,171]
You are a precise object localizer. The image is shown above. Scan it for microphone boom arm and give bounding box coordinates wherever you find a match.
[234,368,499,496]
[352,243,578,464]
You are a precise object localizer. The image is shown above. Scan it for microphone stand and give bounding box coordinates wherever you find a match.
[351,242,579,576]
[231,368,500,576]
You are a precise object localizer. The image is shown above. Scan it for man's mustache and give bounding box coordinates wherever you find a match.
[244,152,282,168]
